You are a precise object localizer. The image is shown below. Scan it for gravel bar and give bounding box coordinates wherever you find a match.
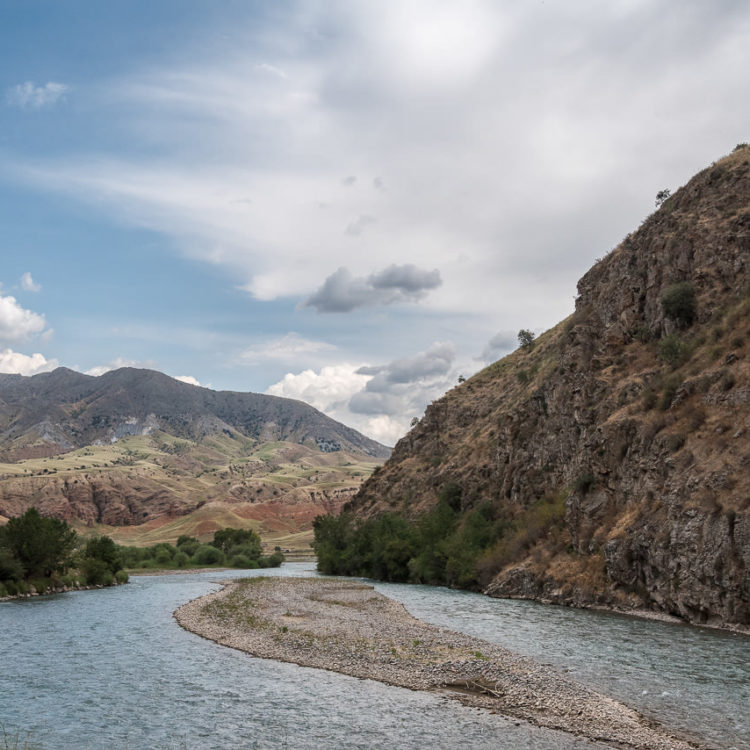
[174,577,703,750]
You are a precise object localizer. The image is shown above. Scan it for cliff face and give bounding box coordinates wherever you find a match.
[348,146,750,628]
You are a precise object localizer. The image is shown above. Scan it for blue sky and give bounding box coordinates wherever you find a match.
[1,1,749,445]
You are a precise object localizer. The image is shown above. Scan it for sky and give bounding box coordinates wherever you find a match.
[1,1,748,446]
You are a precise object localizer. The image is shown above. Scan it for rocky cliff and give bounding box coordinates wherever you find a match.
[347,146,750,629]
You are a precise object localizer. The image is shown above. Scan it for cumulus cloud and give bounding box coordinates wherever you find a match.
[267,364,371,414]
[305,264,442,313]
[84,357,140,377]
[6,81,68,109]
[173,374,202,386]
[238,333,336,364]
[20,272,41,292]
[267,341,459,445]
[480,330,517,363]
[0,293,48,343]
[0,349,58,376]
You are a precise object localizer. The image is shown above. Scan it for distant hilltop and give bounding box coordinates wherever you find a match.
[0,366,389,536]
[0,366,390,462]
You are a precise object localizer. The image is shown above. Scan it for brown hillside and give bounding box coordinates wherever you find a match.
[347,145,750,629]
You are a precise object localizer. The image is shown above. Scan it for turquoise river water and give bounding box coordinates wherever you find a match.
[1,563,748,749]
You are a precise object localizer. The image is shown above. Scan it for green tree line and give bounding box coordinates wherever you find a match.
[1,510,284,598]
[0,508,127,596]
[117,527,284,571]
[313,483,567,590]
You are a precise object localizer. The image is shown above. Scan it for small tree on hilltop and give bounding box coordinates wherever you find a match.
[655,189,671,208]
[517,329,535,350]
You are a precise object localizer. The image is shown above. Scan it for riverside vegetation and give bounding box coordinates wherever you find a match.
[0,508,127,596]
[313,482,566,589]
[0,510,283,598]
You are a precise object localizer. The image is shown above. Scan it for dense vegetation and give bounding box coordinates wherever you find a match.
[0,511,284,598]
[313,483,567,589]
[0,508,127,597]
[118,527,284,571]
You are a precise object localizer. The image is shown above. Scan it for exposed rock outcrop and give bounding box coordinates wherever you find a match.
[348,146,750,629]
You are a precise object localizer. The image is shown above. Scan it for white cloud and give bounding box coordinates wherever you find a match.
[238,332,336,364]
[20,272,41,292]
[173,374,202,386]
[84,357,140,377]
[6,81,68,109]
[268,363,370,413]
[0,293,48,343]
[13,1,748,337]
[0,349,58,376]
[267,341,462,446]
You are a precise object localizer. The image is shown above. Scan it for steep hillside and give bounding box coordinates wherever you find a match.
[0,367,388,461]
[0,368,388,541]
[347,145,750,629]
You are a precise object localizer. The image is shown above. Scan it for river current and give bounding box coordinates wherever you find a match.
[1,563,748,749]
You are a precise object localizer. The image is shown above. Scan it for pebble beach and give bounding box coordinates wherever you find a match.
[174,576,702,750]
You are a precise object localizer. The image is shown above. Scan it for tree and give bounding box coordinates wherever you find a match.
[655,188,671,208]
[661,282,697,327]
[517,329,535,350]
[0,508,77,578]
[84,535,122,573]
[211,527,262,557]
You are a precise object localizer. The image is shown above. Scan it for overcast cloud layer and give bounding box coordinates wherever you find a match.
[1,1,748,444]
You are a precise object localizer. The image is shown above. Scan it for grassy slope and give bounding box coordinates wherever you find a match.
[0,431,380,551]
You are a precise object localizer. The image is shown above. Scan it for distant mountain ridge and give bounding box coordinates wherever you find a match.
[0,367,387,540]
[0,367,389,461]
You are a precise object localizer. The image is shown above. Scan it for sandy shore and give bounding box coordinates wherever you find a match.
[174,577,703,749]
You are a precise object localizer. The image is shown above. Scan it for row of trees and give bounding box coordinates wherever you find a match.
[313,483,567,590]
[117,527,283,571]
[1,510,284,598]
[0,508,127,597]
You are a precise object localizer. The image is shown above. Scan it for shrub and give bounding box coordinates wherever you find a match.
[84,535,122,573]
[115,570,129,584]
[0,547,24,582]
[574,473,595,495]
[193,545,225,566]
[81,557,110,586]
[230,555,252,568]
[661,282,697,327]
[658,373,682,411]
[176,536,200,556]
[154,548,173,566]
[174,551,189,568]
[659,334,692,366]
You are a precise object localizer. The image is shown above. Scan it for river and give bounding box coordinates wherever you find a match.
[1,563,748,749]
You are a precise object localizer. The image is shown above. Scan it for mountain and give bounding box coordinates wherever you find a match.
[346,145,750,629]
[0,367,389,544]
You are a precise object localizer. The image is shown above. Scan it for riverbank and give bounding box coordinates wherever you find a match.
[0,579,127,602]
[175,576,702,750]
